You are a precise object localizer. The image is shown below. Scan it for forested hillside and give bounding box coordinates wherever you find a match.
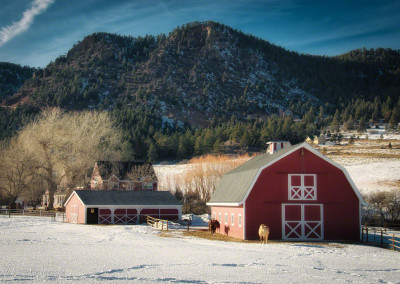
[0,21,399,160]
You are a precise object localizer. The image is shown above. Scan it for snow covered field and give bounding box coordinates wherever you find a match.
[1,217,399,283]
[330,156,400,195]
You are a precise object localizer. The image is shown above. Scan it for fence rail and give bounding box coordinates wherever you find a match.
[146,215,169,230]
[362,226,400,252]
[0,209,57,220]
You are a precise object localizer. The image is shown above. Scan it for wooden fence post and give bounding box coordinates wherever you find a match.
[187,220,189,231]
[366,226,368,242]
[361,228,364,243]
[393,234,395,250]
[380,230,383,247]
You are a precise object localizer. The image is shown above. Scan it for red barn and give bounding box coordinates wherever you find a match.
[207,142,365,241]
[65,190,182,224]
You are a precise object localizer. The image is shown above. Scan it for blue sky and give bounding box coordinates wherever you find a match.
[0,0,399,67]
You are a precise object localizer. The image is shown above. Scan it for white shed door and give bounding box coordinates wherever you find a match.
[282,204,323,240]
[71,205,78,224]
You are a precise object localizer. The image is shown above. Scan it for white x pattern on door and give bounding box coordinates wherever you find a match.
[282,204,323,240]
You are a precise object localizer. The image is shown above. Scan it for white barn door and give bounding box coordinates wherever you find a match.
[282,204,323,240]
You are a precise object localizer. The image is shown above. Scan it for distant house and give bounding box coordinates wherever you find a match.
[90,161,158,191]
[313,135,326,146]
[42,170,70,209]
[64,190,182,224]
[207,142,365,241]
[42,189,67,209]
[266,141,291,154]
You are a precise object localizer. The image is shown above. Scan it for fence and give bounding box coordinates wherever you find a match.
[362,225,400,252]
[146,215,169,230]
[0,209,64,221]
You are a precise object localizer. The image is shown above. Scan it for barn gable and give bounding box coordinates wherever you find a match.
[207,142,365,206]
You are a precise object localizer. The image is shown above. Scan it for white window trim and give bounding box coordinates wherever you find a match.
[224,213,227,224]
[231,213,234,226]
[219,212,221,223]
[288,174,317,200]
[238,214,242,227]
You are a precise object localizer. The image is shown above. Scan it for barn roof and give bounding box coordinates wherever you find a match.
[207,142,365,206]
[67,190,181,206]
[208,144,298,205]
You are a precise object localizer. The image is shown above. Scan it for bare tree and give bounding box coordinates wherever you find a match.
[172,154,252,202]
[17,108,123,208]
[0,139,37,208]
[126,164,157,182]
[365,188,400,224]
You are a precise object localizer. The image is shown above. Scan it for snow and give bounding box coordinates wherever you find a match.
[1,216,399,283]
[161,116,184,128]
[331,157,400,195]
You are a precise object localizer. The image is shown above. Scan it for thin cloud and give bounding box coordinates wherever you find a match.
[0,0,54,47]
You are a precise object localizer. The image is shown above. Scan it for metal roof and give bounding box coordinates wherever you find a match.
[208,143,299,204]
[73,190,182,206]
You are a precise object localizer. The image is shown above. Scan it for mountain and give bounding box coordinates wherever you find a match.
[2,21,399,125]
[0,21,400,160]
[0,62,35,103]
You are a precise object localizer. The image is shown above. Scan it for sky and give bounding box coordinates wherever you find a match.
[0,0,399,67]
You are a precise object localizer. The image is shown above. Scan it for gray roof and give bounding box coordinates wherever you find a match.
[74,190,182,206]
[208,143,300,204]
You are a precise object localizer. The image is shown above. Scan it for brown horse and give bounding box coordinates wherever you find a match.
[209,219,220,235]
[258,224,270,244]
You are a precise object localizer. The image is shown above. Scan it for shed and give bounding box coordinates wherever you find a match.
[207,142,365,241]
[65,190,182,224]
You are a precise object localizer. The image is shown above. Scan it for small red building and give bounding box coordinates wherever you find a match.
[207,142,365,241]
[65,190,182,224]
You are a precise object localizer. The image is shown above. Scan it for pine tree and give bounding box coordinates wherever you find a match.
[389,107,400,129]
[147,142,158,162]
[331,109,341,132]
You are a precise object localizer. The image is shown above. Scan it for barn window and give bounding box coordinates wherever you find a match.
[109,181,119,190]
[288,174,317,200]
[238,214,242,227]
[219,212,221,223]
[231,213,234,226]
[213,212,216,220]
[143,182,153,191]
[224,213,227,224]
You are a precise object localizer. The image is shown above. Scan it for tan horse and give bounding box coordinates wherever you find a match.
[258,224,270,244]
